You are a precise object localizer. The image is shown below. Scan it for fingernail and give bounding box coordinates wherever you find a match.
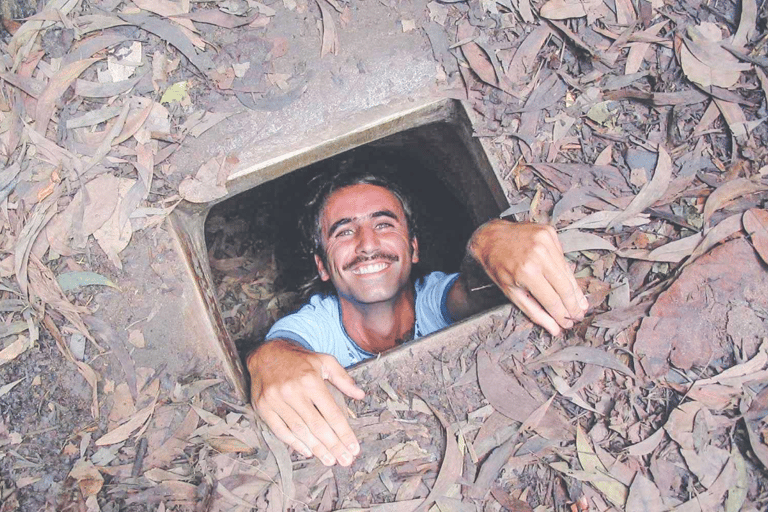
[301,448,312,458]
[340,452,353,465]
[322,454,335,466]
[580,296,589,309]
[348,442,359,455]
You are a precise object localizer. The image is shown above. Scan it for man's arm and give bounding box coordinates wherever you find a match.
[247,339,364,466]
[447,220,588,335]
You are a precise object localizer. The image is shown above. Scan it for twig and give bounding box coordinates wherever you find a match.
[131,437,148,477]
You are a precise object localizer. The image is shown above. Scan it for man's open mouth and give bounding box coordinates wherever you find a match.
[351,261,390,275]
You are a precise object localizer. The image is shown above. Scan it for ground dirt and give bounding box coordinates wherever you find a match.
[1,0,768,510]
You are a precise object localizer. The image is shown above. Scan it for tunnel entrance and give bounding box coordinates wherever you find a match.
[205,121,499,361]
[169,98,508,399]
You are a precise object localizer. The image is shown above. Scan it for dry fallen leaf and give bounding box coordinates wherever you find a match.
[96,388,158,446]
[69,459,104,497]
[576,425,628,508]
[178,154,229,203]
[93,178,137,269]
[558,229,616,253]
[702,178,768,228]
[317,0,339,57]
[539,0,601,20]
[608,145,671,230]
[34,58,100,135]
[743,209,768,264]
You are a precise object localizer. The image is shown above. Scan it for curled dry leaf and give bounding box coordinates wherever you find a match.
[317,0,339,57]
[558,229,616,253]
[0,335,33,366]
[643,233,702,263]
[533,345,634,377]
[702,178,768,228]
[625,473,664,512]
[685,213,742,266]
[34,58,100,135]
[68,459,104,497]
[608,145,672,230]
[96,388,158,446]
[93,178,138,270]
[539,0,601,19]
[576,425,628,508]
[477,350,570,440]
[742,208,768,264]
[179,154,229,203]
[261,429,295,505]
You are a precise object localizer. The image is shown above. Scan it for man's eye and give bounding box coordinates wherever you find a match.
[336,229,353,237]
[376,222,393,229]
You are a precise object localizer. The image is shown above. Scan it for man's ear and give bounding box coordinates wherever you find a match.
[314,254,330,281]
[411,237,419,264]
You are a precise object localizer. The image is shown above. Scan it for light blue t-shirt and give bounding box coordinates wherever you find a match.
[265,271,460,368]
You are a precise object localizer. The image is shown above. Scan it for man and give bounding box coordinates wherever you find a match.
[246,171,588,468]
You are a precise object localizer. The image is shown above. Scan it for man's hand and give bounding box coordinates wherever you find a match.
[247,339,365,466]
[468,220,588,335]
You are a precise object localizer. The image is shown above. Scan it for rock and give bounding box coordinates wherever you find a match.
[635,237,768,379]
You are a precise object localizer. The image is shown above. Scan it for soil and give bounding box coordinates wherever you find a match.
[1,0,768,509]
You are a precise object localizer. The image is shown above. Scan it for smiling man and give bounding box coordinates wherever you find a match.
[246,170,588,468]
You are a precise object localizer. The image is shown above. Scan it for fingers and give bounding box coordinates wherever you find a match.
[508,286,562,336]
[323,358,365,401]
[311,389,361,461]
[257,407,313,458]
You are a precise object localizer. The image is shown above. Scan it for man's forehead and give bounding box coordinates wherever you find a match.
[321,184,405,226]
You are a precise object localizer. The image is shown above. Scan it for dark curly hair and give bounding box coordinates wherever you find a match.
[299,165,420,296]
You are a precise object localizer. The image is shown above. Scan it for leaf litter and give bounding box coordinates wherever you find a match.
[0,0,768,508]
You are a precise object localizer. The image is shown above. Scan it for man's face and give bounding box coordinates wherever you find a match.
[314,184,419,306]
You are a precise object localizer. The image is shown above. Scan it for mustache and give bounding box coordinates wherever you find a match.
[343,253,399,271]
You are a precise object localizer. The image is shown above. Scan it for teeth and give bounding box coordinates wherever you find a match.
[353,262,388,275]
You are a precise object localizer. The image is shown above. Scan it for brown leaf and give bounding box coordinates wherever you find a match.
[533,345,635,377]
[413,416,460,512]
[625,427,664,457]
[702,178,768,228]
[179,154,229,203]
[34,58,99,135]
[0,335,33,366]
[539,0,601,20]
[643,233,702,263]
[742,208,768,264]
[477,350,569,439]
[74,74,144,98]
[457,21,498,89]
[117,13,213,73]
[172,10,259,28]
[317,0,338,57]
[15,190,60,295]
[76,361,100,420]
[0,70,45,97]
[262,429,295,505]
[558,230,616,253]
[608,145,672,230]
[714,99,751,139]
[93,178,137,269]
[625,473,664,512]
[685,213,742,266]
[96,390,158,446]
[68,459,104,497]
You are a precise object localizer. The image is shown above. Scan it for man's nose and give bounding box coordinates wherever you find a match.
[355,226,380,254]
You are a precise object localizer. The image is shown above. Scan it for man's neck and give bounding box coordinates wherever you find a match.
[338,286,416,354]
